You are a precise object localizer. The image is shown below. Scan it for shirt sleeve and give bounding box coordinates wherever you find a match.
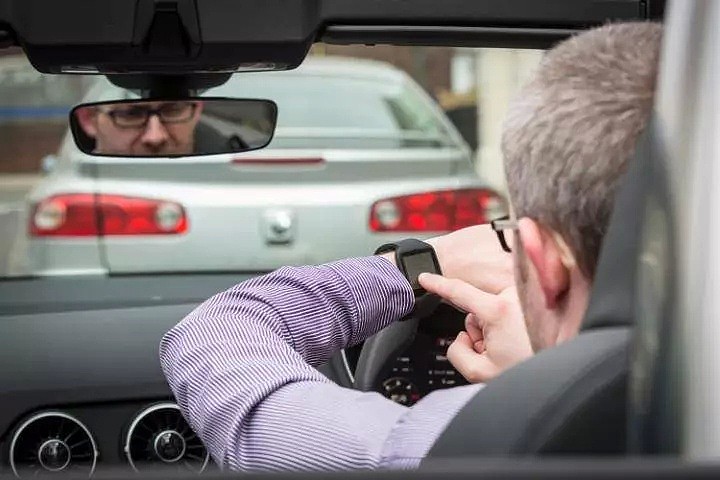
[159,256,481,471]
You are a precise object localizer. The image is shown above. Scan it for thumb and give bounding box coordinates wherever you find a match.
[447,332,498,384]
[464,314,485,353]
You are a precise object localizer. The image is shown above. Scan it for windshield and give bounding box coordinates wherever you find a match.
[0,46,542,278]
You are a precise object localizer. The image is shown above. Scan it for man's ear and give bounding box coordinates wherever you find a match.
[74,106,98,138]
[517,218,570,309]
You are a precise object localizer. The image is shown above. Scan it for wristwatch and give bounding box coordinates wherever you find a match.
[375,238,443,320]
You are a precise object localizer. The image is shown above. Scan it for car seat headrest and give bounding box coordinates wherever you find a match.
[582,124,653,331]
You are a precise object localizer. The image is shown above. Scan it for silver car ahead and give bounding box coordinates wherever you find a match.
[13,56,505,276]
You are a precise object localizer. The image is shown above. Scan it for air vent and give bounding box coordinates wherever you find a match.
[124,402,209,473]
[9,412,98,478]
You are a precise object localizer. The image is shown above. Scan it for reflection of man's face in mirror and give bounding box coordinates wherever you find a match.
[75,101,204,156]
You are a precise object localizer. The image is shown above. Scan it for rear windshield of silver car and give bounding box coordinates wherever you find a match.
[211,75,460,149]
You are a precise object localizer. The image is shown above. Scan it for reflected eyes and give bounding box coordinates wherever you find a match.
[103,102,196,128]
[112,109,147,122]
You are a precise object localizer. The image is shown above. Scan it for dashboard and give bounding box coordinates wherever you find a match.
[0,273,463,477]
[0,287,227,477]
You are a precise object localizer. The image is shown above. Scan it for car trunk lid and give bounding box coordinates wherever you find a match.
[84,146,474,274]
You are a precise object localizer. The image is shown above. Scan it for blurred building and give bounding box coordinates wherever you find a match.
[472,48,543,192]
[0,48,87,173]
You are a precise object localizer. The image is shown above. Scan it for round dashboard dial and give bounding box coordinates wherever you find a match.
[382,377,421,406]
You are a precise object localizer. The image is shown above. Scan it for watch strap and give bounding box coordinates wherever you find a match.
[375,239,443,321]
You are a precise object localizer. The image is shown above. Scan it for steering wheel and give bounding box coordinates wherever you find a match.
[351,304,468,405]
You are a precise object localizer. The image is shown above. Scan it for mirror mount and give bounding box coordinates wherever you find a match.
[106,73,233,98]
[133,0,201,59]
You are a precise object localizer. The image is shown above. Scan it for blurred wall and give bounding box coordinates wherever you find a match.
[0,123,66,173]
[474,48,543,193]
[0,49,86,173]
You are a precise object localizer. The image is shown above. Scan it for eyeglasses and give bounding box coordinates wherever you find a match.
[491,214,518,253]
[100,102,197,129]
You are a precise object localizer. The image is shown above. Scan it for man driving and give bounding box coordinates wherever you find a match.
[74,100,205,156]
[160,22,662,471]
[75,101,203,156]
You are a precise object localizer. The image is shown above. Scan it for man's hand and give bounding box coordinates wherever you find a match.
[426,224,514,295]
[419,273,533,383]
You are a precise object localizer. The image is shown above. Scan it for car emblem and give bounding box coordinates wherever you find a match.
[262,209,295,244]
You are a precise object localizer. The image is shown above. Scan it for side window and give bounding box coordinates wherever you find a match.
[384,84,454,145]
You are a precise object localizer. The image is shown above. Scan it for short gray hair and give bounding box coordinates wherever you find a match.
[502,22,663,278]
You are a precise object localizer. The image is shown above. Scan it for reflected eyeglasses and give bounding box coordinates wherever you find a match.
[100,102,197,129]
[491,215,518,253]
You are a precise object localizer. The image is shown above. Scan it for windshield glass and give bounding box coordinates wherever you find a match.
[0,46,542,278]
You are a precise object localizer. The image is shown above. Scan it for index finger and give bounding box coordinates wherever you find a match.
[418,273,500,318]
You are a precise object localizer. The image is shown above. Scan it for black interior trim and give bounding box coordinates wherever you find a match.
[321,25,580,49]
[37,459,720,479]
[0,0,660,73]
[0,274,254,315]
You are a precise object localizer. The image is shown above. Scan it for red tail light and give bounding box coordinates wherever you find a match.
[369,189,506,232]
[30,194,188,237]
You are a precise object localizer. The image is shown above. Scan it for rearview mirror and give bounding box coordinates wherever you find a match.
[69,98,277,157]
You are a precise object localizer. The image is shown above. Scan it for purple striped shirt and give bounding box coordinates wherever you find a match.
[159,256,482,472]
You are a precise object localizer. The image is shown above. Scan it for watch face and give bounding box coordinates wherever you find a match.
[403,251,438,290]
